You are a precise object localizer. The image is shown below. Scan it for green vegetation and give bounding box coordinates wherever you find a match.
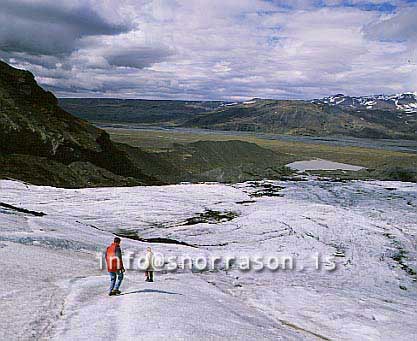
[376,166,417,182]
[105,127,417,182]
[105,127,417,168]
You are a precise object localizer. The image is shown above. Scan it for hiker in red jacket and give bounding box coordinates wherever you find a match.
[105,237,125,296]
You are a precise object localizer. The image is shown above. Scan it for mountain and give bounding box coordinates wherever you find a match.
[312,93,417,113]
[59,98,225,125]
[182,96,417,140]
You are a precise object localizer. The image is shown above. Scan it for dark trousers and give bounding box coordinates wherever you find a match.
[145,271,154,281]
[109,271,124,292]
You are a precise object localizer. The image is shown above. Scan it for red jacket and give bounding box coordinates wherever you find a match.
[105,243,124,272]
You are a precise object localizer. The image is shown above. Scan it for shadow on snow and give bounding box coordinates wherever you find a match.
[119,288,183,296]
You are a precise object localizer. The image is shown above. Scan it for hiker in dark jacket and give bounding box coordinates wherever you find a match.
[105,237,125,296]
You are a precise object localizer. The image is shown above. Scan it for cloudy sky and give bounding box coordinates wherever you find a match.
[0,0,416,100]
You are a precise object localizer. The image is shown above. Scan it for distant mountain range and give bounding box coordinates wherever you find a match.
[60,93,417,140]
[183,94,417,140]
[59,98,221,126]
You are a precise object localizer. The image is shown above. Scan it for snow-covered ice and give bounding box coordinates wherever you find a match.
[1,179,416,340]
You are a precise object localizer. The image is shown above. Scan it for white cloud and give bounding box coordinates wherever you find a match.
[1,0,416,99]
[364,6,417,42]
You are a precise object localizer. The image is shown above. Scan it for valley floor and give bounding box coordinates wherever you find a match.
[0,179,416,340]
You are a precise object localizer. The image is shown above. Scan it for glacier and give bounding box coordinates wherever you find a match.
[0,179,416,340]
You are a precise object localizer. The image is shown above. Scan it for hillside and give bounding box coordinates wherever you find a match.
[159,140,292,182]
[183,98,417,140]
[114,140,290,184]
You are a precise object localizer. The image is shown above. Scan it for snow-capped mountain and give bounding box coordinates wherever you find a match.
[313,93,417,113]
